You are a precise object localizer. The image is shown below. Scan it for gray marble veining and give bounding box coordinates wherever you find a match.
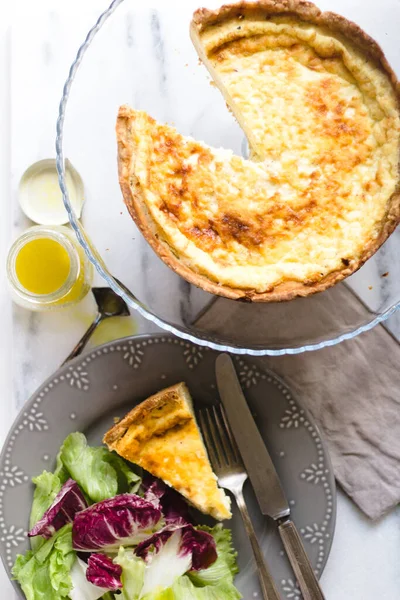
[150,11,168,96]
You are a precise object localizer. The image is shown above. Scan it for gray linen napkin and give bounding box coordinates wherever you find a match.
[194,284,400,520]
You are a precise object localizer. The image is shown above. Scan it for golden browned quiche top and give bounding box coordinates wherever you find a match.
[103,383,232,521]
[117,0,400,301]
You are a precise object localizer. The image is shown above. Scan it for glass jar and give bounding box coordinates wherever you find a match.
[7,225,93,311]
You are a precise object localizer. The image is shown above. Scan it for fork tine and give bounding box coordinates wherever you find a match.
[198,409,220,470]
[203,407,225,468]
[212,405,233,465]
[219,404,242,464]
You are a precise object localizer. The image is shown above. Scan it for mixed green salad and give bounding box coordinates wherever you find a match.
[13,432,241,600]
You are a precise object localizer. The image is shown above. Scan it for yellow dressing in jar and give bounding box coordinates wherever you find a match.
[7,226,93,311]
[15,238,71,295]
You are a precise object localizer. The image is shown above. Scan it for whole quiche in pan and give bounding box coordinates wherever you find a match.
[116,0,400,302]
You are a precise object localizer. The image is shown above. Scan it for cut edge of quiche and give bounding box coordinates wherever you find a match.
[116,106,251,301]
[103,382,232,521]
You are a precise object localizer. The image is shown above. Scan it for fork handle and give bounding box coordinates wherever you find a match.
[235,488,281,600]
[278,518,325,600]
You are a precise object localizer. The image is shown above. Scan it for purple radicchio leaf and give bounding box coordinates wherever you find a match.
[181,526,217,571]
[135,524,217,571]
[143,476,193,526]
[28,479,87,539]
[142,476,165,509]
[86,553,122,590]
[72,493,162,552]
[135,525,177,560]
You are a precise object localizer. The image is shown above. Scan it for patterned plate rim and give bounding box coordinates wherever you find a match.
[0,333,337,597]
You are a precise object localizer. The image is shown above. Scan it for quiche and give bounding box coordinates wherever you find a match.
[103,383,232,521]
[117,0,400,301]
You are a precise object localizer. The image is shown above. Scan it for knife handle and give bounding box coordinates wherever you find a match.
[235,489,281,600]
[278,518,325,600]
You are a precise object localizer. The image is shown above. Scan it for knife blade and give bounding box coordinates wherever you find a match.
[215,353,290,521]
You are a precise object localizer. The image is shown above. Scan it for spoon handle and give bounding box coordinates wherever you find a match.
[61,313,103,365]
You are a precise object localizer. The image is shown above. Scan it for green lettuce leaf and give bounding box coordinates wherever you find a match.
[142,588,174,600]
[12,524,75,600]
[60,433,141,503]
[188,525,239,587]
[60,433,116,502]
[12,551,33,580]
[54,451,70,484]
[29,472,63,552]
[48,526,76,596]
[140,575,242,600]
[105,452,142,494]
[171,576,242,599]
[114,547,145,600]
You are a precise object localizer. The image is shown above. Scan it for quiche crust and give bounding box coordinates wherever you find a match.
[103,383,232,521]
[117,0,400,302]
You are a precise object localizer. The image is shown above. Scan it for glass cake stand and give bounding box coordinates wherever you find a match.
[56,0,400,356]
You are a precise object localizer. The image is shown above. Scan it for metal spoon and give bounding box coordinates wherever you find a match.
[62,287,130,365]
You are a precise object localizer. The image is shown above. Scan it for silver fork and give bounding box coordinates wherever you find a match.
[199,405,281,600]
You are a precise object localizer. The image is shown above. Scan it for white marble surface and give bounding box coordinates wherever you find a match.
[1,1,400,598]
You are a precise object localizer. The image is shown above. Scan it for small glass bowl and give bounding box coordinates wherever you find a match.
[18,159,84,226]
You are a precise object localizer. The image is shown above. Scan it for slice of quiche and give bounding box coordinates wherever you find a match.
[117,0,400,302]
[103,382,232,521]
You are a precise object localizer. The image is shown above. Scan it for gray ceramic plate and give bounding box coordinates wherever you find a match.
[0,334,336,599]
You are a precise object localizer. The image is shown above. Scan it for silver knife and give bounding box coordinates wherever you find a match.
[216,353,326,600]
